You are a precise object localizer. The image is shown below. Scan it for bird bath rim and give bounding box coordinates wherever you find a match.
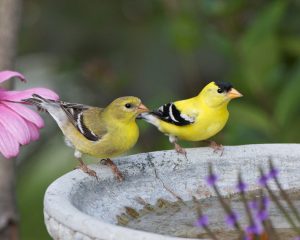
[44,144,300,240]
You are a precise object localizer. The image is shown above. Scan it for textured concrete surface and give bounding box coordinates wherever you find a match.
[44,144,300,240]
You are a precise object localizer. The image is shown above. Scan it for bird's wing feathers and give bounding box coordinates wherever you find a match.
[79,107,108,138]
[151,102,195,126]
[59,102,105,141]
[24,94,107,141]
[60,101,90,125]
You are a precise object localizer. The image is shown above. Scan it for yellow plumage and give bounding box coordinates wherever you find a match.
[62,105,140,159]
[140,81,242,153]
[24,95,148,180]
[157,99,229,141]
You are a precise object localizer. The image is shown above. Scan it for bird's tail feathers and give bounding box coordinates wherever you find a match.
[22,94,57,112]
[23,94,69,127]
[138,112,160,127]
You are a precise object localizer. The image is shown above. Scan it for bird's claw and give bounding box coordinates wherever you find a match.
[174,143,187,156]
[115,171,124,182]
[76,164,99,180]
[209,141,224,156]
[101,159,124,182]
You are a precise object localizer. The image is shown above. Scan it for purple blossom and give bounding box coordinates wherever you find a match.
[294,237,300,240]
[205,173,218,186]
[236,180,247,193]
[249,200,259,211]
[249,196,270,224]
[257,209,268,221]
[246,223,263,235]
[268,167,279,179]
[243,236,251,240]
[195,215,209,227]
[225,212,238,227]
[258,174,269,187]
[262,196,270,209]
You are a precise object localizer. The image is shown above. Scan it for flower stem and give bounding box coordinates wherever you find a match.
[238,174,259,240]
[193,196,218,240]
[208,165,245,238]
[269,160,300,224]
[259,168,300,235]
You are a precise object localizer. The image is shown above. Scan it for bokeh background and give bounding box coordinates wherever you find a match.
[13,0,300,239]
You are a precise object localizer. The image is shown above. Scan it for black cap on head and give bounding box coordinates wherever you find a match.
[214,81,233,92]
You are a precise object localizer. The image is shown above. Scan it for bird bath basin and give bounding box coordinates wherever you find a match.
[44,144,300,240]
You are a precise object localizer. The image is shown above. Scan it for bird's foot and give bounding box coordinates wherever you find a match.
[76,162,98,180]
[208,141,224,156]
[174,143,187,156]
[101,158,124,182]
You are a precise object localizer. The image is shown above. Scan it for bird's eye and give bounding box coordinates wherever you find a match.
[125,103,132,108]
[217,88,224,93]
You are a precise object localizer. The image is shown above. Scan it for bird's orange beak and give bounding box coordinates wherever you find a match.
[227,88,243,99]
[137,103,149,113]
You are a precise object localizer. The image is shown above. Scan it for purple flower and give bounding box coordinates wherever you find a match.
[257,209,268,221]
[268,167,279,179]
[195,215,209,227]
[205,173,218,186]
[246,223,263,235]
[258,174,269,187]
[249,200,258,210]
[249,196,270,223]
[294,237,300,240]
[225,212,238,227]
[243,236,251,240]
[236,180,247,193]
[262,196,270,209]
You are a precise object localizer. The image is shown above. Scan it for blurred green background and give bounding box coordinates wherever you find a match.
[15,0,300,239]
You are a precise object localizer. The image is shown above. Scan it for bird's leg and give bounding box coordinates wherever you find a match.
[206,140,224,156]
[77,158,98,180]
[169,135,187,156]
[74,150,98,179]
[174,142,187,155]
[101,158,124,182]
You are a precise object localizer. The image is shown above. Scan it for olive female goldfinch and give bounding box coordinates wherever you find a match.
[139,81,242,155]
[23,95,149,180]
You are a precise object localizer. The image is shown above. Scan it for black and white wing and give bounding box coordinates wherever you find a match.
[23,94,100,141]
[151,102,195,126]
[59,102,101,141]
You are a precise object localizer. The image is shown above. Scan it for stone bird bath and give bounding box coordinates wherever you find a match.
[44,144,300,240]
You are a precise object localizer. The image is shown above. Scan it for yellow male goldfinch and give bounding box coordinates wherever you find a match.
[139,81,242,155]
[23,94,149,181]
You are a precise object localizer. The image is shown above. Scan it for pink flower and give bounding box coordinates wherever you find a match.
[0,70,59,159]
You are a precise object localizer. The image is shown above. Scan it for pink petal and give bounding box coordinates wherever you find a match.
[0,105,31,145]
[0,122,20,159]
[0,70,26,83]
[26,121,40,141]
[2,102,44,128]
[1,87,59,101]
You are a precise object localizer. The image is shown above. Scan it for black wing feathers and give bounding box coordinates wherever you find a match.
[151,103,193,126]
[74,111,99,141]
[60,102,100,141]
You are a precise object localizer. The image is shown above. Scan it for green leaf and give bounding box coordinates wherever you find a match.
[281,36,300,57]
[230,103,275,137]
[275,63,300,126]
[282,117,300,142]
[198,0,245,17]
[239,1,287,93]
[168,15,202,53]
[241,1,286,42]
